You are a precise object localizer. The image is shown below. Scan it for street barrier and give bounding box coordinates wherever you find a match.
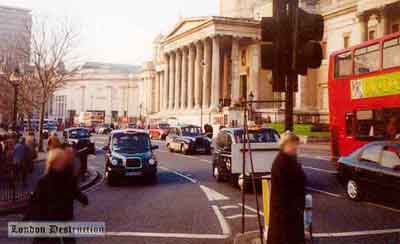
[261,175,271,238]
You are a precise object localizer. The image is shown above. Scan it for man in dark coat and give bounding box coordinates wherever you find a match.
[267,131,306,244]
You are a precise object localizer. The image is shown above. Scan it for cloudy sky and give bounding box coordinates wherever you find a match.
[1,0,219,65]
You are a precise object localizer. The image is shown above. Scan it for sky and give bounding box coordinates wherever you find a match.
[1,0,219,66]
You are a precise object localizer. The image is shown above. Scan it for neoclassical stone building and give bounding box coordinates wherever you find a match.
[144,0,400,129]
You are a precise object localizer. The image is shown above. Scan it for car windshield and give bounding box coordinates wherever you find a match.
[69,129,90,139]
[234,129,280,143]
[112,132,150,153]
[181,127,201,137]
[159,123,170,129]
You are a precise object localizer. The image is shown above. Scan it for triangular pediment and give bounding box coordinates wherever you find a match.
[164,17,210,40]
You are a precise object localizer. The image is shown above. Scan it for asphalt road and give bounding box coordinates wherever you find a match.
[2,134,400,244]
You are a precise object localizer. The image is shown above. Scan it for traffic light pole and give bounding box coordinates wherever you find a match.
[285,72,296,132]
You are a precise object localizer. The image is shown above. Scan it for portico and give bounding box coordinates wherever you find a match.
[151,16,261,127]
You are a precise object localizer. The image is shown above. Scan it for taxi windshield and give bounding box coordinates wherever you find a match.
[181,127,202,137]
[69,129,90,139]
[112,133,150,153]
[234,129,280,143]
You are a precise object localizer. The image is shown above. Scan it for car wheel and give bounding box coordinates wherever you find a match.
[347,179,362,201]
[181,144,189,155]
[213,165,224,182]
[146,172,158,184]
[238,174,251,192]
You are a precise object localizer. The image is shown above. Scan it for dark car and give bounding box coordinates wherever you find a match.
[63,127,96,155]
[103,129,159,186]
[337,141,400,201]
[166,125,211,155]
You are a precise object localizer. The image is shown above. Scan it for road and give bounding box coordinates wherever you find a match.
[2,134,400,244]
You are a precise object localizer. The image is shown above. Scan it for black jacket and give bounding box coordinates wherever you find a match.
[267,152,306,244]
[24,167,88,221]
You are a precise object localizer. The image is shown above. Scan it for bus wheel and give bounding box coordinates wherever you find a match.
[347,179,362,201]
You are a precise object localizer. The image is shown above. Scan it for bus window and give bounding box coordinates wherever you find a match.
[383,37,400,69]
[345,112,353,136]
[334,51,352,78]
[354,43,380,75]
[355,108,400,140]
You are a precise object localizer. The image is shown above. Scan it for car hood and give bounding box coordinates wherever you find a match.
[111,151,151,160]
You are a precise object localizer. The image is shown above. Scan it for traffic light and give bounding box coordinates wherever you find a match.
[294,8,324,75]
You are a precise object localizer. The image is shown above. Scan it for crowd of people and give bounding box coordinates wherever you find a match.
[0,130,37,185]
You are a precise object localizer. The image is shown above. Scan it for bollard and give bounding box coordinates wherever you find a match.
[304,194,313,243]
[261,174,271,240]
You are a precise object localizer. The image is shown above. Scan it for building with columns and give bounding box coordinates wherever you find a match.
[142,0,400,130]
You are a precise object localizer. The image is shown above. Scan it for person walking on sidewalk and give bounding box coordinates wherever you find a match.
[267,131,306,244]
[24,148,89,244]
[12,137,29,185]
[47,132,61,151]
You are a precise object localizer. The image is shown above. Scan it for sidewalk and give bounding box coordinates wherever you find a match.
[0,151,100,216]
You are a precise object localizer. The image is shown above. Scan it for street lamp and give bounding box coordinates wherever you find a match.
[10,68,21,131]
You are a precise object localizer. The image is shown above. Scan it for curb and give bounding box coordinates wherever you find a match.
[234,231,265,244]
[0,169,101,216]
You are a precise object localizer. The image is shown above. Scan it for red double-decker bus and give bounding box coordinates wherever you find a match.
[329,32,400,159]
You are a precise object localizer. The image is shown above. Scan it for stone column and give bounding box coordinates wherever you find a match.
[203,38,212,108]
[163,55,169,110]
[249,43,260,101]
[379,8,388,37]
[231,37,241,106]
[194,41,203,109]
[222,51,230,100]
[211,36,221,110]
[181,47,188,110]
[169,52,175,110]
[357,14,368,43]
[155,72,160,112]
[188,44,195,110]
[175,50,182,111]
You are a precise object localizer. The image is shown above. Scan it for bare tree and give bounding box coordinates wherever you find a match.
[19,16,80,151]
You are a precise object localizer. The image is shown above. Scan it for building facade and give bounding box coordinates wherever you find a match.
[143,0,400,129]
[50,62,143,125]
[0,5,31,125]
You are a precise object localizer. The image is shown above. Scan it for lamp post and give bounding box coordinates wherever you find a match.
[248,91,254,121]
[10,68,21,131]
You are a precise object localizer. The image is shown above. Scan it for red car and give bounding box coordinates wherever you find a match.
[148,123,170,140]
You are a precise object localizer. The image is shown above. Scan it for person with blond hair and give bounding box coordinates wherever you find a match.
[24,148,88,244]
[267,131,306,244]
[47,132,61,151]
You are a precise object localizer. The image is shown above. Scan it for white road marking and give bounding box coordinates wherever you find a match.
[314,228,400,238]
[365,202,400,214]
[199,159,212,164]
[238,203,264,216]
[303,166,338,174]
[220,205,239,210]
[159,166,197,183]
[211,205,231,235]
[225,214,258,219]
[306,187,343,198]
[106,232,229,239]
[83,173,105,194]
[200,185,230,201]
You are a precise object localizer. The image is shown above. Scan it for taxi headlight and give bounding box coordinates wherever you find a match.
[111,158,120,166]
[149,158,156,165]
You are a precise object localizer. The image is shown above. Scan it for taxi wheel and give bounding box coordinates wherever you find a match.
[181,144,189,155]
[107,175,119,187]
[347,179,362,201]
[213,165,224,182]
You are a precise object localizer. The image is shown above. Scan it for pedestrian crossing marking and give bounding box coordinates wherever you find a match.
[200,185,229,201]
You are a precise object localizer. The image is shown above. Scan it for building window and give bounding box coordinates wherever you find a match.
[368,30,376,40]
[343,36,350,49]
[392,24,399,34]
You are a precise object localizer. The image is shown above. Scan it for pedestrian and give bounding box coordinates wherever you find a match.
[47,132,61,151]
[267,131,306,244]
[12,137,30,185]
[26,131,36,173]
[24,148,89,244]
